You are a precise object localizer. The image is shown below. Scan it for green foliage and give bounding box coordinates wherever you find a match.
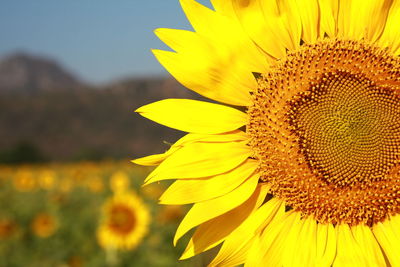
[0,161,210,267]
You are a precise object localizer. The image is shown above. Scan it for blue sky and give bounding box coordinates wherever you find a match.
[0,0,212,84]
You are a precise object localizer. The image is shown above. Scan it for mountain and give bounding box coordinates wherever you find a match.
[0,52,83,93]
[0,52,201,162]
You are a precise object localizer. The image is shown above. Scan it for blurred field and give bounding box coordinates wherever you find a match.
[0,160,212,267]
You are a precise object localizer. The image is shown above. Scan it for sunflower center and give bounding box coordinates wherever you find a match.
[288,72,400,187]
[248,39,400,225]
[109,205,136,235]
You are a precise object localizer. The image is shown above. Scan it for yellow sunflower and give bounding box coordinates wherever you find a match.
[109,171,130,194]
[38,169,57,190]
[0,218,18,240]
[31,212,58,238]
[134,0,400,266]
[13,168,36,192]
[97,192,150,251]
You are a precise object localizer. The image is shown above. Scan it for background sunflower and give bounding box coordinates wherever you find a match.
[97,191,150,251]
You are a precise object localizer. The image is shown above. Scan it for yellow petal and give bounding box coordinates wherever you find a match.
[136,99,247,134]
[316,223,337,267]
[233,0,301,58]
[262,0,303,51]
[337,0,392,41]
[154,28,198,53]
[179,0,268,72]
[351,224,386,266]
[210,0,236,17]
[133,130,248,167]
[373,218,400,266]
[180,184,268,259]
[233,0,286,58]
[153,0,269,106]
[159,159,259,204]
[365,0,393,42]
[282,216,318,267]
[210,197,284,267]
[144,141,251,184]
[280,213,305,267]
[246,211,297,266]
[295,0,320,43]
[378,0,400,55]
[319,0,339,37]
[173,171,260,245]
[131,153,169,166]
[174,130,248,146]
[389,214,400,237]
[333,224,367,267]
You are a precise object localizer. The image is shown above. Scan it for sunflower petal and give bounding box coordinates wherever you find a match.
[136,99,247,134]
[153,0,269,106]
[246,211,297,266]
[351,224,386,266]
[159,159,258,204]
[180,0,268,72]
[232,0,287,58]
[210,0,236,17]
[155,28,199,53]
[316,223,337,267]
[173,171,260,245]
[144,141,251,184]
[365,0,393,42]
[295,0,320,43]
[179,184,269,259]
[133,131,247,167]
[337,0,392,41]
[282,216,318,266]
[131,153,168,166]
[153,49,253,106]
[174,130,248,147]
[373,218,400,266]
[210,197,285,266]
[318,0,338,37]
[333,224,367,267]
[378,0,400,55]
[260,0,302,51]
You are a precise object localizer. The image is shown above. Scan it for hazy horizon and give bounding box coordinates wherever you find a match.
[0,0,212,84]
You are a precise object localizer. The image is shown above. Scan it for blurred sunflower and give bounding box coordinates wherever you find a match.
[59,177,73,193]
[31,212,58,238]
[97,192,150,251]
[0,218,18,240]
[13,168,36,192]
[109,171,130,193]
[38,169,57,190]
[85,175,104,193]
[134,0,400,266]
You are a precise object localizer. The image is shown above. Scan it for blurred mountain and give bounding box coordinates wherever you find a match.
[0,52,83,93]
[0,52,201,162]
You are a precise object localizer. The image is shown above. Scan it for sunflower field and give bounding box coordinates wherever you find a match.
[0,160,213,267]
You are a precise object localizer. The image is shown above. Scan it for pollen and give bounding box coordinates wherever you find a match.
[248,39,400,225]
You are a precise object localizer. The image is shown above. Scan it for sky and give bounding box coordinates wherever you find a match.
[0,0,212,84]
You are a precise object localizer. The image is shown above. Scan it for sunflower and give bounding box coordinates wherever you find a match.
[134,0,400,266]
[38,169,57,190]
[109,171,130,194]
[31,212,58,238]
[0,218,18,240]
[85,175,104,193]
[13,168,36,192]
[97,192,150,251]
